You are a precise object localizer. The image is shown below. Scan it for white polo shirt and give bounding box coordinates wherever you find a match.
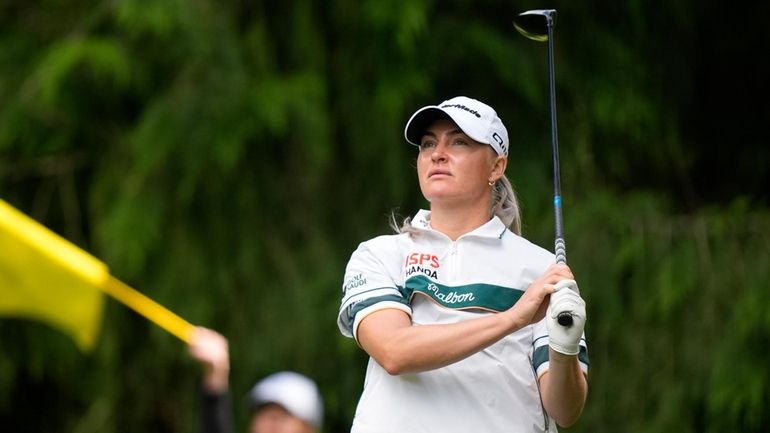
[338,210,589,433]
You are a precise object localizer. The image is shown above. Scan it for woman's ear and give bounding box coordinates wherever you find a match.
[490,156,508,182]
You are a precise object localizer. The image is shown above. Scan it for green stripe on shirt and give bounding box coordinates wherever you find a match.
[403,275,524,312]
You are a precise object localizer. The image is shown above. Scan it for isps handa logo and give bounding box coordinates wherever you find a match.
[404,252,440,279]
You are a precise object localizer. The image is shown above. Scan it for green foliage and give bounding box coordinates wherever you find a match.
[1,1,768,432]
[566,193,770,433]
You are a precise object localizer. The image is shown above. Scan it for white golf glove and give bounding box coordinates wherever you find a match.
[546,279,586,356]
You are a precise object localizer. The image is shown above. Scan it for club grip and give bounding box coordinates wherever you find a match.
[554,237,567,265]
[557,312,573,327]
[554,237,572,326]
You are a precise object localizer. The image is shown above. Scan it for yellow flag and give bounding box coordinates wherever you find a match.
[0,199,193,351]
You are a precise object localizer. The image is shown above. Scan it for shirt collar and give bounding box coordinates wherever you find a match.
[411,209,508,239]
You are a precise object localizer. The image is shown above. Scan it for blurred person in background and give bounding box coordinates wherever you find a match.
[337,96,588,433]
[189,327,324,433]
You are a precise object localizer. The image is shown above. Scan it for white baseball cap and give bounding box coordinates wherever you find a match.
[249,371,324,428]
[404,96,509,156]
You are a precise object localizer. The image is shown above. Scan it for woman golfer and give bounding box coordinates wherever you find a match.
[337,96,588,433]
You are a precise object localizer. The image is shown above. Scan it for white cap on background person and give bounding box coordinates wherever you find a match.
[404,95,509,156]
[249,371,324,429]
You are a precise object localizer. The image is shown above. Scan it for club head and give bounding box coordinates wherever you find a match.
[513,9,557,42]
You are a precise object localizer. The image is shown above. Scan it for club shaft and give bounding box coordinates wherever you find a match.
[543,12,573,327]
[546,16,567,266]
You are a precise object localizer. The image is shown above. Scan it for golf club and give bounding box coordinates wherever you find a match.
[513,9,573,327]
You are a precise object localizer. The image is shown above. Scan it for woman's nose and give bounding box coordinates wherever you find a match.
[431,141,448,162]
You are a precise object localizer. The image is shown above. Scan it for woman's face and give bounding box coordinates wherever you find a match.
[416,118,506,207]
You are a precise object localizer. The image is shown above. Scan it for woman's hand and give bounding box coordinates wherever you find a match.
[188,326,230,393]
[504,263,575,328]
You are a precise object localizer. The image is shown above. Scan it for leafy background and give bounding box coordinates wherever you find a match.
[1,0,768,432]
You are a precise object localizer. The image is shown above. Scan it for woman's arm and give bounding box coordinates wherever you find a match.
[189,327,235,433]
[189,327,230,393]
[539,277,589,427]
[357,264,574,375]
[539,350,588,427]
[357,307,520,375]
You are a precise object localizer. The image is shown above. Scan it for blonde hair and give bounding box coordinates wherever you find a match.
[491,175,521,235]
[391,176,522,235]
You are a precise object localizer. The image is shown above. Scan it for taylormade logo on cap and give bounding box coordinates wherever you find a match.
[404,96,509,156]
[440,103,482,118]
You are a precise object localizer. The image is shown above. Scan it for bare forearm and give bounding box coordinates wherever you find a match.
[540,349,587,427]
[360,310,521,375]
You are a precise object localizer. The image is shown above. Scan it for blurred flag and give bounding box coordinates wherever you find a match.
[0,199,193,352]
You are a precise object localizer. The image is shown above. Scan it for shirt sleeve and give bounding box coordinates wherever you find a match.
[200,388,234,433]
[337,240,412,341]
[531,318,590,377]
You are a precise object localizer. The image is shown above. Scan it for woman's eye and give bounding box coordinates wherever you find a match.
[454,139,468,146]
[420,140,436,149]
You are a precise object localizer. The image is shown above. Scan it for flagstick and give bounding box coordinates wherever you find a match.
[102,276,194,343]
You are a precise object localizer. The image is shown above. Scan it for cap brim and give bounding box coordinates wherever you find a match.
[404,106,450,145]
